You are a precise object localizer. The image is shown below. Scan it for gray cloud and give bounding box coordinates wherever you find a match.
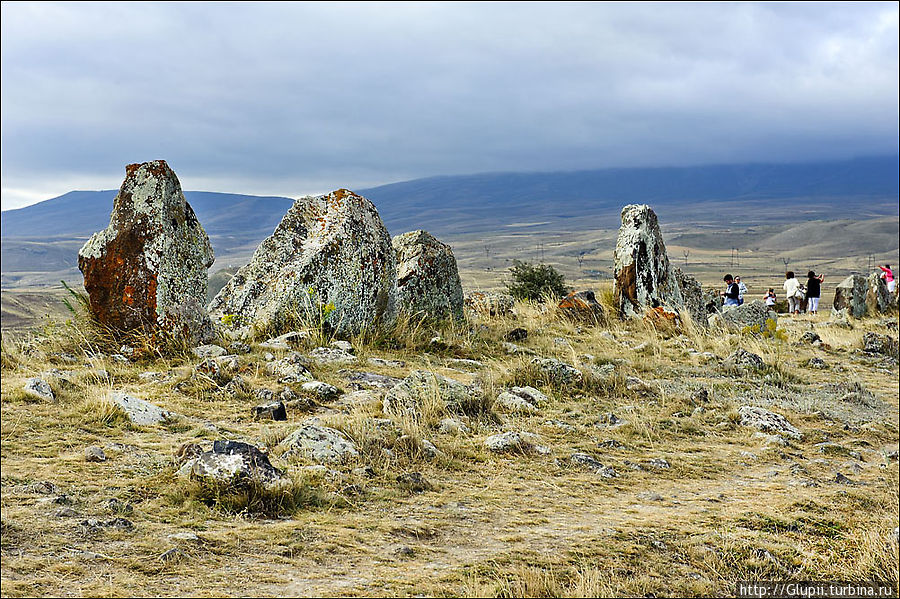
[2,1,897,209]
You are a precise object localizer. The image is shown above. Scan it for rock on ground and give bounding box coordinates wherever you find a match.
[78,161,215,343]
[724,348,765,371]
[392,230,464,322]
[738,406,802,440]
[557,290,605,324]
[23,378,55,402]
[382,370,473,418]
[496,391,539,414]
[529,357,583,386]
[862,332,899,358]
[464,291,515,317]
[307,347,357,365]
[178,441,286,489]
[484,431,549,454]
[107,391,174,425]
[709,300,774,332]
[266,353,313,383]
[613,204,684,319]
[208,189,397,336]
[279,421,359,464]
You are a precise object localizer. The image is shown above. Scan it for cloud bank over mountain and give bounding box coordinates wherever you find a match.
[2,2,898,210]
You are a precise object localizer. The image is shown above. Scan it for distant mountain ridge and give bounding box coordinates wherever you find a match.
[2,156,898,280]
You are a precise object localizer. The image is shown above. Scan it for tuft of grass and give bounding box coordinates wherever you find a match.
[170,472,332,518]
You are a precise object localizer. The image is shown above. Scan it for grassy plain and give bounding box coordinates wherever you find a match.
[1,282,898,597]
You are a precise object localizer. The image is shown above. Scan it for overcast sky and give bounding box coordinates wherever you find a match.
[1,1,898,210]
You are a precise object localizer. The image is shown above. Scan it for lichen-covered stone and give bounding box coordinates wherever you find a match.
[208,189,396,336]
[464,291,515,317]
[862,332,899,357]
[23,377,54,402]
[724,348,765,370]
[178,440,287,489]
[392,230,464,322]
[738,406,802,440]
[279,421,359,464]
[107,391,174,425]
[78,161,215,342]
[557,290,605,324]
[674,268,707,328]
[708,300,774,332]
[833,274,867,318]
[529,357,583,387]
[866,273,893,314]
[613,205,684,319]
[484,431,548,454]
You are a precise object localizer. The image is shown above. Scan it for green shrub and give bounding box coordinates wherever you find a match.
[505,260,569,301]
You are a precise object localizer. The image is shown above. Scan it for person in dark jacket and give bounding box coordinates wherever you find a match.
[806,270,824,315]
[721,274,741,307]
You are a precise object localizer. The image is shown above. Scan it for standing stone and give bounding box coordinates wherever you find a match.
[674,268,707,328]
[613,205,684,319]
[208,189,396,337]
[866,273,892,314]
[392,230,464,322]
[78,161,215,342]
[833,274,867,318]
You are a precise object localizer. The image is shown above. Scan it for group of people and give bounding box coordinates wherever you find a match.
[720,264,895,316]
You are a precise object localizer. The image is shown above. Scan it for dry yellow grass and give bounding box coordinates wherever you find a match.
[1,291,898,597]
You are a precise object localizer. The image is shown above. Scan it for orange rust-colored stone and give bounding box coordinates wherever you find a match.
[614,262,638,313]
[644,306,682,335]
[557,290,605,323]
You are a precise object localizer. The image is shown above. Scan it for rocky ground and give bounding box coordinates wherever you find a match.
[1,292,898,597]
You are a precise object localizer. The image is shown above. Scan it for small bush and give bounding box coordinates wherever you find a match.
[505,260,569,301]
[175,474,330,518]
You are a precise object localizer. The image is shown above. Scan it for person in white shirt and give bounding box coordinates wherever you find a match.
[782,271,801,315]
[735,276,748,305]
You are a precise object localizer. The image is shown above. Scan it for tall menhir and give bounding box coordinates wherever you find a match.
[77,160,215,342]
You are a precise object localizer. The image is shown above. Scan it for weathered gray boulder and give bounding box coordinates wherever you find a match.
[209,189,397,336]
[382,371,472,418]
[464,291,515,317]
[278,421,359,464]
[253,401,287,421]
[307,347,357,365]
[484,431,549,454]
[708,300,774,332]
[738,406,802,440]
[178,441,287,488]
[495,391,539,414]
[108,391,174,425]
[866,273,893,314]
[724,348,764,371]
[674,268,707,328]
[265,352,313,383]
[22,377,54,402]
[613,205,684,319]
[529,357,583,387]
[833,274,868,318]
[301,381,341,402]
[862,332,899,357]
[78,161,215,343]
[392,230,464,322]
